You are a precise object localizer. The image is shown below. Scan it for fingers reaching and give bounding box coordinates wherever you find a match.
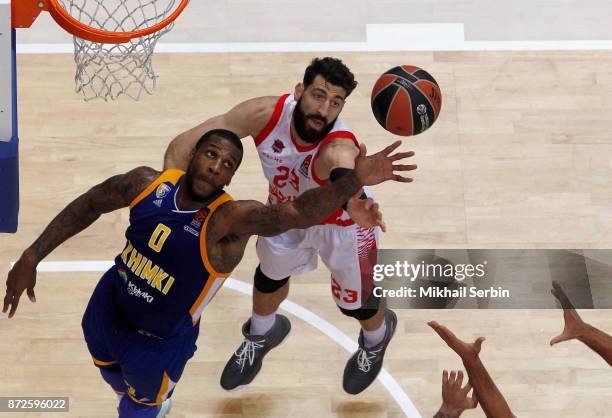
[8,295,20,318]
[551,281,574,310]
[358,143,367,158]
[392,175,414,183]
[460,381,472,396]
[389,151,415,162]
[2,288,12,314]
[27,287,36,303]
[379,140,402,157]
[455,370,464,389]
[378,220,387,233]
[467,391,479,409]
[473,336,486,352]
[428,320,455,344]
[392,164,418,173]
[550,333,569,346]
[448,370,457,388]
[5,287,22,319]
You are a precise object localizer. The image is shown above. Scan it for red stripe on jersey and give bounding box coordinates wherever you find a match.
[356,226,377,303]
[254,94,290,147]
[290,129,318,152]
[311,131,359,186]
[320,208,355,226]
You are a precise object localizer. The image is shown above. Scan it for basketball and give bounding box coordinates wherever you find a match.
[371,65,442,136]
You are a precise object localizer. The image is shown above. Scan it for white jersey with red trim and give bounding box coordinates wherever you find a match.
[254,94,362,227]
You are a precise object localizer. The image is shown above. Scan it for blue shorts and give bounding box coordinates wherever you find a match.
[82,267,198,406]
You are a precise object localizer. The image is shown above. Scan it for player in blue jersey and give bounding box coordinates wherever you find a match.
[4,129,416,418]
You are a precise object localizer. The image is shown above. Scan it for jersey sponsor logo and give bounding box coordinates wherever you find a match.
[183,225,200,237]
[298,155,312,177]
[272,139,285,153]
[127,281,155,303]
[156,183,172,199]
[120,241,176,295]
[261,151,284,163]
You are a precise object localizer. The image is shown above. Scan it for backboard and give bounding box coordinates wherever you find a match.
[0,0,19,233]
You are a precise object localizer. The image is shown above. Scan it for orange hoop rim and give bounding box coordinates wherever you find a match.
[46,0,189,44]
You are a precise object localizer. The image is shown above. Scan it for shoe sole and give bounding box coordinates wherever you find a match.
[222,325,292,392]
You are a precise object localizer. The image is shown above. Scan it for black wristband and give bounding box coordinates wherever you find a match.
[329,168,367,211]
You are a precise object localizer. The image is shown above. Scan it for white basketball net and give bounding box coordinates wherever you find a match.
[58,0,178,101]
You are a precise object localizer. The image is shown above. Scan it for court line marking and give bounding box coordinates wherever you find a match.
[9,260,422,418]
[15,23,612,53]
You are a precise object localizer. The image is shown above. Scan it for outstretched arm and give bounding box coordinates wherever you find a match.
[550,281,612,366]
[318,139,387,231]
[428,321,515,418]
[164,96,276,170]
[433,370,478,418]
[212,141,416,238]
[3,166,158,318]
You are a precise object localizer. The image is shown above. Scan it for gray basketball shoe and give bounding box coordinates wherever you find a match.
[342,309,397,395]
[220,314,291,391]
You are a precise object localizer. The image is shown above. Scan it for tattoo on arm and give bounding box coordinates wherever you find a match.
[226,171,362,238]
[27,166,157,263]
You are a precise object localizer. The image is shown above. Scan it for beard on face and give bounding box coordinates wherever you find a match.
[293,98,337,144]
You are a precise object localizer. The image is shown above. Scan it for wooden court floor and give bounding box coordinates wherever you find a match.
[1,51,611,417]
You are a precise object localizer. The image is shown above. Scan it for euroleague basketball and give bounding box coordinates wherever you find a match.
[371,65,442,136]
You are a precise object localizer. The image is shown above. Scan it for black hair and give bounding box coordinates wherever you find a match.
[303,57,357,97]
[195,129,243,169]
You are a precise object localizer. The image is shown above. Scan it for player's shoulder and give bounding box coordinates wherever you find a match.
[319,135,359,155]
[124,166,161,189]
[207,199,265,240]
[110,166,163,207]
[130,165,161,179]
[316,131,359,169]
[240,96,281,120]
[232,96,283,137]
[215,199,264,219]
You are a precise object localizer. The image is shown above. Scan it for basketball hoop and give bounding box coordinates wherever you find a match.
[13,0,189,100]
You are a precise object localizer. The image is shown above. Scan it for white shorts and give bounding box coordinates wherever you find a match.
[256,224,379,310]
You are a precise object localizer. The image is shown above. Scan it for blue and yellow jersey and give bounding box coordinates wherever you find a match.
[112,169,233,339]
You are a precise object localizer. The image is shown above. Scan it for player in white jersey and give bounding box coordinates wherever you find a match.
[164,58,417,394]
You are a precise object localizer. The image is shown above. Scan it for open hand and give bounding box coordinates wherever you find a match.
[428,321,485,362]
[3,254,38,318]
[347,195,386,232]
[438,370,479,417]
[353,141,416,186]
[550,281,586,346]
